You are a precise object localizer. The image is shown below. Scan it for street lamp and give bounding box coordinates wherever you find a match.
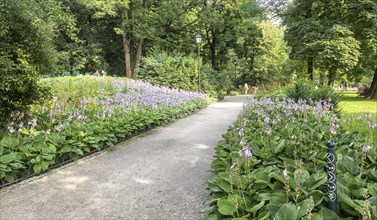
[196,33,202,93]
[233,60,237,88]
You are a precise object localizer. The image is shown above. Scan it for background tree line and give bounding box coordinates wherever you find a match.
[1,0,376,121]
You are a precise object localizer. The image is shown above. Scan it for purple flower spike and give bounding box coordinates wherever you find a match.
[239,145,252,159]
[367,121,376,130]
[237,128,245,137]
[362,145,371,153]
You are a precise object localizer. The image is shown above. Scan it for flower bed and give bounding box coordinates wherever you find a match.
[0,77,209,187]
[203,97,376,219]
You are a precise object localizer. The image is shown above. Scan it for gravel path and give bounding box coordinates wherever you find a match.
[0,95,249,220]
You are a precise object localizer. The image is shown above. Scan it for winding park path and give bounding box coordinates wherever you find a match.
[0,96,249,220]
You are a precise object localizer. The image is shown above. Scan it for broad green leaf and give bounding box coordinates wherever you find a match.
[203,214,218,220]
[297,199,309,219]
[215,173,231,192]
[217,198,237,215]
[9,162,25,169]
[0,146,5,156]
[247,200,265,215]
[338,191,361,216]
[258,211,269,220]
[42,155,54,161]
[33,164,42,173]
[270,192,286,206]
[338,156,358,175]
[371,206,377,220]
[311,213,323,220]
[368,183,377,197]
[18,145,32,156]
[274,139,285,154]
[41,161,49,170]
[308,190,324,206]
[256,193,271,201]
[0,136,20,148]
[4,174,15,182]
[275,203,298,220]
[0,165,12,172]
[269,171,285,184]
[200,206,215,214]
[0,153,20,164]
[318,207,340,219]
[294,168,310,184]
[305,172,327,191]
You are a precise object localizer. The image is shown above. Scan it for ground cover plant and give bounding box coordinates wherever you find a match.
[0,76,209,186]
[203,96,376,219]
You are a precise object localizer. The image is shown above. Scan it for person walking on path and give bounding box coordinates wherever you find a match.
[244,83,249,95]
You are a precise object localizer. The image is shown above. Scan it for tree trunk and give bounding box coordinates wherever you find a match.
[119,7,132,78]
[327,70,336,86]
[366,66,377,99]
[319,72,324,86]
[308,59,314,81]
[133,0,147,78]
[134,39,143,78]
[210,28,219,72]
[250,53,255,85]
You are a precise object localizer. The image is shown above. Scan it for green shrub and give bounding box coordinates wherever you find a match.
[139,49,217,97]
[285,79,342,113]
[285,79,315,101]
[41,76,124,102]
[0,72,51,126]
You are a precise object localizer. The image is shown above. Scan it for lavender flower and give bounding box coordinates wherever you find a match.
[362,145,371,153]
[329,118,339,136]
[367,121,376,130]
[237,128,245,137]
[266,127,272,136]
[263,115,270,126]
[7,123,15,134]
[239,144,252,159]
[28,118,37,128]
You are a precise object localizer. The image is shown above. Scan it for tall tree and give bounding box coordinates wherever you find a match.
[283,0,322,81]
[198,0,262,73]
[344,0,377,99]
[0,0,74,123]
[314,25,360,86]
[80,0,132,77]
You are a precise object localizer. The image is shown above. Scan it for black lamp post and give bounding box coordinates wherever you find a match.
[196,33,202,93]
[233,60,237,88]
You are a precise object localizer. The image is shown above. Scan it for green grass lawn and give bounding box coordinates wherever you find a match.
[338,91,377,139]
[339,92,377,115]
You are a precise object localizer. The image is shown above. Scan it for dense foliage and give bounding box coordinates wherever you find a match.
[284,80,342,113]
[0,0,72,124]
[203,97,376,219]
[139,50,217,97]
[0,77,209,186]
[282,0,377,98]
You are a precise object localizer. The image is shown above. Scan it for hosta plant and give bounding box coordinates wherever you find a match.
[0,77,209,186]
[203,97,376,220]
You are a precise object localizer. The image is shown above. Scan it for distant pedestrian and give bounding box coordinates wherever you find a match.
[92,70,100,77]
[244,83,249,95]
[251,85,259,95]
